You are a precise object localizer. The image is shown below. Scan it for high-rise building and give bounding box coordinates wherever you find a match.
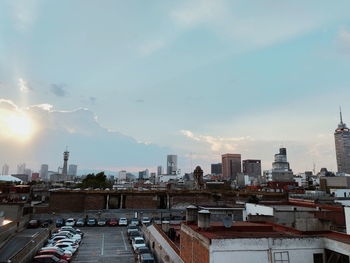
[40,164,49,181]
[242,160,261,178]
[17,163,26,174]
[167,155,178,175]
[118,170,127,181]
[139,169,149,180]
[157,166,163,176]
[68,164,78,177]
[221,154,241,181]
[334,110,350,174]
[264,148,293,182]
[1,164,9,175]
[211,163,222,175]
[24,168,32,177]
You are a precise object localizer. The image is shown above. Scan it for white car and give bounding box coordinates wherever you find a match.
[119,218,128,226]
[141,217,151,224]
[48,235,68,244]
[54,242,78,253]
[65,218,76,227]
[54,231,81,243]
[132,237,146,251]
[60,226,84,237]
[55,238,80,246]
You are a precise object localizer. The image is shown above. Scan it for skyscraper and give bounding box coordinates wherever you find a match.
[264,148,293,182]
[242,160,261,178]
[335,109,350,174]
[68,164,78,177]
[221,154,241,181]
[17,163,26,174]
[167,155,178,175]
[40,164,49,181]
[211,163,222,176]
[1,164,9,175]
[157,166,163,176]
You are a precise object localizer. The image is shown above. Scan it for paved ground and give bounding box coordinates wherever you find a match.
[0,228,43,262]
[72,227,135,263]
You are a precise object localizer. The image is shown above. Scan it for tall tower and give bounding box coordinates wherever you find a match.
[334,109,350,174]
[167,155,178,175]
[62,149,69,177]
[221,154,241,181]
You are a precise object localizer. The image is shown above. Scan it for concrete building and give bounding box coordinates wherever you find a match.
[210,163,222,176]
[180,219,350,263]
[264,148,294,182]
[242,159,261,178]
[157,166,163,176]
[320,175,350,191]
[221,154,241,181]
[68,164,78,177]
[16,163,25,174]
[1,164,9,175]
[11,174,29,184]
[118,170,127,181]
[167,155,178,175]
[139,169,150,180]
[40,164,49,181]
[335,109,350,174]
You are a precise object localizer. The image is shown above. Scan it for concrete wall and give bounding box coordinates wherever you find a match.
[0,204,24,221]
[345,206,350,235]
[245,203,274,216]
[210,237,324,263]
[330,188,350,197]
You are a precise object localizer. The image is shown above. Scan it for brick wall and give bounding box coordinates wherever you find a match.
[180,225,209,263]
[50,192,86,212]
[85,194,105,210]
[125,195,159,209]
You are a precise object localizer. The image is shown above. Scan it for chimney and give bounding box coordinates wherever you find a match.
[186,205,198,223]
[198,209,210,230]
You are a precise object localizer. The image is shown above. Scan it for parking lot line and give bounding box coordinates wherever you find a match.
[101,233,105,256]
[121,231,127,251]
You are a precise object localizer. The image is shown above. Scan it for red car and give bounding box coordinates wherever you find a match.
[37,249,71,262]
[32,255,68,263]
[107,218,119,226]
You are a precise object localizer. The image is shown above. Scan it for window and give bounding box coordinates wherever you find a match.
[313,253,323,263]
[274,252,290,263]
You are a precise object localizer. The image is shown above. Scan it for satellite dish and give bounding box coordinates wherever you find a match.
[223,216,232,228]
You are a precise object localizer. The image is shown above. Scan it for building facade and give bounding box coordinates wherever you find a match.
[334,111,350,174]
[221,154,241,181]
[1,164,9,175]
[211,163,222,176]
[242,159,261,178]
[264,148,293,182]
[40,164,49,181]
[167,155,178,175]
[68,164,78,177]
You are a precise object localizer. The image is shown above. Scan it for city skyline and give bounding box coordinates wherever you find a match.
[1,1,350,173]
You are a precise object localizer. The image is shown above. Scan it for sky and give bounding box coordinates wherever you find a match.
[1,0,350,175]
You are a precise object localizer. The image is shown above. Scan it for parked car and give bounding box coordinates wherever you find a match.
[60,227,84,237]
[55,218,65,227]
[48,236,68,245]
[132,237,146,251]
[97,218,107,226]
[128,231,142,243]
[135,246,151,261]
[118,218,128,226]
[39,247,72,257]
[55,239,80,247]
[153,217,161,224]
[65,218,75,227]
[127,225,139,235]
[75,218,85,227]
[139,253,156,263]
[86,218,97,226]
[130,218,139,226]
[37,249,72,262]
[40,219,53,228]
[141,217,151,225]
[53,232,81,243]
[54,243,78,254]
[107,218,119,226]
[32,255,68,263]
[28,219,40,228]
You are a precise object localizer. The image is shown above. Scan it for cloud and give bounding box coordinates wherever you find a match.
[51,84,67,97]
[0,99,169,171]
[180,129,251,152]
[170,0,343,49]
[10,0,39,31]
[18,78,30,92]
[336,29,350,53]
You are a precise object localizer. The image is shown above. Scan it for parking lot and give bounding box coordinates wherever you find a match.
[73,227,135,263]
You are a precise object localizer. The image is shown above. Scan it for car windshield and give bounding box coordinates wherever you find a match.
[135,239,144,244]
[129,225,137,229]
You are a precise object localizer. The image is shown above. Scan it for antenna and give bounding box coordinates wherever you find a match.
[340,106,344,124]
[223,215,233,228]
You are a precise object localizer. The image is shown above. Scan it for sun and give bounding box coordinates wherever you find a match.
[0,110,35,142]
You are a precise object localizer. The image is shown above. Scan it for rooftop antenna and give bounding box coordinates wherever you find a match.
[340,106,344,124]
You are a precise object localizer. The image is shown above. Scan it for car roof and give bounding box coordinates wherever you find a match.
[134,237,144,240]
[34,255,56,258]
[141,253,155,259]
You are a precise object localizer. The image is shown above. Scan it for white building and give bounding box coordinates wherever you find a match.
[1,164,9,175]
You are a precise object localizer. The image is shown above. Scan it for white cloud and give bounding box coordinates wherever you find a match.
[18,78,29,92]
[10,0,39,31]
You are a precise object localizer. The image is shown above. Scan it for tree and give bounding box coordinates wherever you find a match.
[81,172,112,189]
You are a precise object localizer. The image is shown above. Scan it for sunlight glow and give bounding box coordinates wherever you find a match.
[0,110,35,142]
